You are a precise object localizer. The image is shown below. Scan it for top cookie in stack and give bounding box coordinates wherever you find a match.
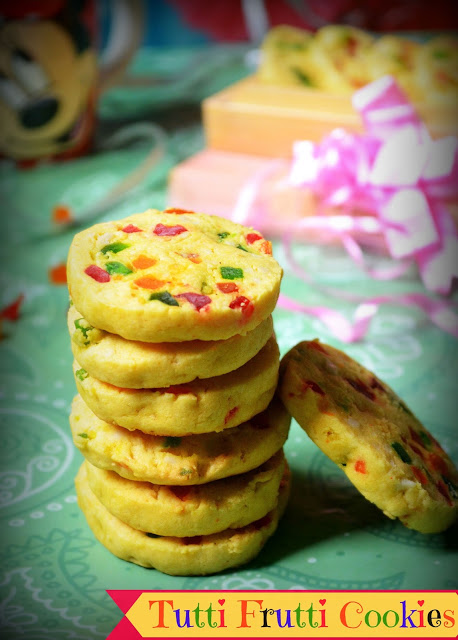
[67,207,282,343]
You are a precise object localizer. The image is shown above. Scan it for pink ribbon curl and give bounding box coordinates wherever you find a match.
[232,75,458,341]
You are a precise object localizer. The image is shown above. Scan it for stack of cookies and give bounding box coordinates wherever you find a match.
[66,208,291,575]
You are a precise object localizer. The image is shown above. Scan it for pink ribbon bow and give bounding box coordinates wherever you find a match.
[232,75,458,341]
[290,75,458,296]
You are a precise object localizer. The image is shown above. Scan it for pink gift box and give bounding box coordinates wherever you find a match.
[168,148,388,251]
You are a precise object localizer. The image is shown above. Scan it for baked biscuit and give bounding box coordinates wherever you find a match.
[68,304,273,389]
[279,340,458,533]
[73,336,279,435]
[70,394,290,485]
[66,209,282,342]
[85,450,286,537]
[75,462,290,576]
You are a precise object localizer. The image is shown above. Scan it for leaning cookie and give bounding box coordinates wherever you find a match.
[73,336,279,435]
[67,208,282,342]
[70,394,290,485]
[279,340,458,534]
[85,450,286,537]
[75,462,290,576]
[68,304,274,389]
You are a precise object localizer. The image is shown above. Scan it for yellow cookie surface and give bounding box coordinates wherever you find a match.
[67,209,282,342]
[70,394,290,485]
[279,340,458,533]
[85,450,285,537]
[75,462,290,575]
[73,336,279,435]
[68,304,273,388]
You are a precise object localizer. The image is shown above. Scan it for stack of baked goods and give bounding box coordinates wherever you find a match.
[66,208,290,576]
[258,24,458,105]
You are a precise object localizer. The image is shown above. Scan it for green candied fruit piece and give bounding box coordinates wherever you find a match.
[179,468,192,476]
[391,442,412,464]
[78,432,89,439]
[442,475,457,498]
[291,67,312,86]
[217,231,230,241]
[149,291,179,306]
[419,431,432,448]
[220,266,244,280]
[433,49,448,60]
[163,436,182,448]
[73,318,103,347]
[105,261,132,276]
[75,368,88,381]
[146,532,162,538]
[236,244,248,252]
[100,242,130,254]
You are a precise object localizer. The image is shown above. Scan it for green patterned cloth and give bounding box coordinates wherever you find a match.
[1,47,457,639]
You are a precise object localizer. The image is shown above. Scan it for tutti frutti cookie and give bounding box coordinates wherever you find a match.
[279,340,458,534]
[68,304,274,389]
[75,461,290,576]
[84,450,286,537]
[70,394,291,486]
[72,335,279,435]
[66,208,282,342]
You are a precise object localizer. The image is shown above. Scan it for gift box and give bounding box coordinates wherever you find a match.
[168,148,387,252]
[203,75,458,158]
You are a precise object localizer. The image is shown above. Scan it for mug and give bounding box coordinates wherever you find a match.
[0,0,143,163]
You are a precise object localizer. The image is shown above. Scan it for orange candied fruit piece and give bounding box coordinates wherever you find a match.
[132,255,157,270]
[134,276,166,290]
[52,204,73,225]
[49,263,67,285]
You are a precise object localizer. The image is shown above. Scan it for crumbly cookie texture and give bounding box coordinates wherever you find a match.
[279,340,458,534]
[68,304,274,389]
[85,450,286,537]
[73,336,279,435]
[75,462,290,576]
[67,208,282,342]
[70,394,290,485]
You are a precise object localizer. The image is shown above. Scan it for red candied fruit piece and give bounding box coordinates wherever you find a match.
[229,296,254,319]
[176,292,211,311]
[164,207,194,214]
[217,282,239,294]
[370,376,385,392]
[436,479,453,506]
[307,341,327,355]
[224,406,239,424]
[409,427,425,447]
[84,265,110,283]
[246,233,262,244]
[1,294,24,321]
[153,223,187,236]
[429,453,449,476]
[169,486,193,501]
[346,378,376,401]
[182,536,203,545]
[411,466,428,485]
[410,443,426,461]
[301,380,325,396]
[122,224,142,233]
[347,36,358,56]
[355,460,367,474]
